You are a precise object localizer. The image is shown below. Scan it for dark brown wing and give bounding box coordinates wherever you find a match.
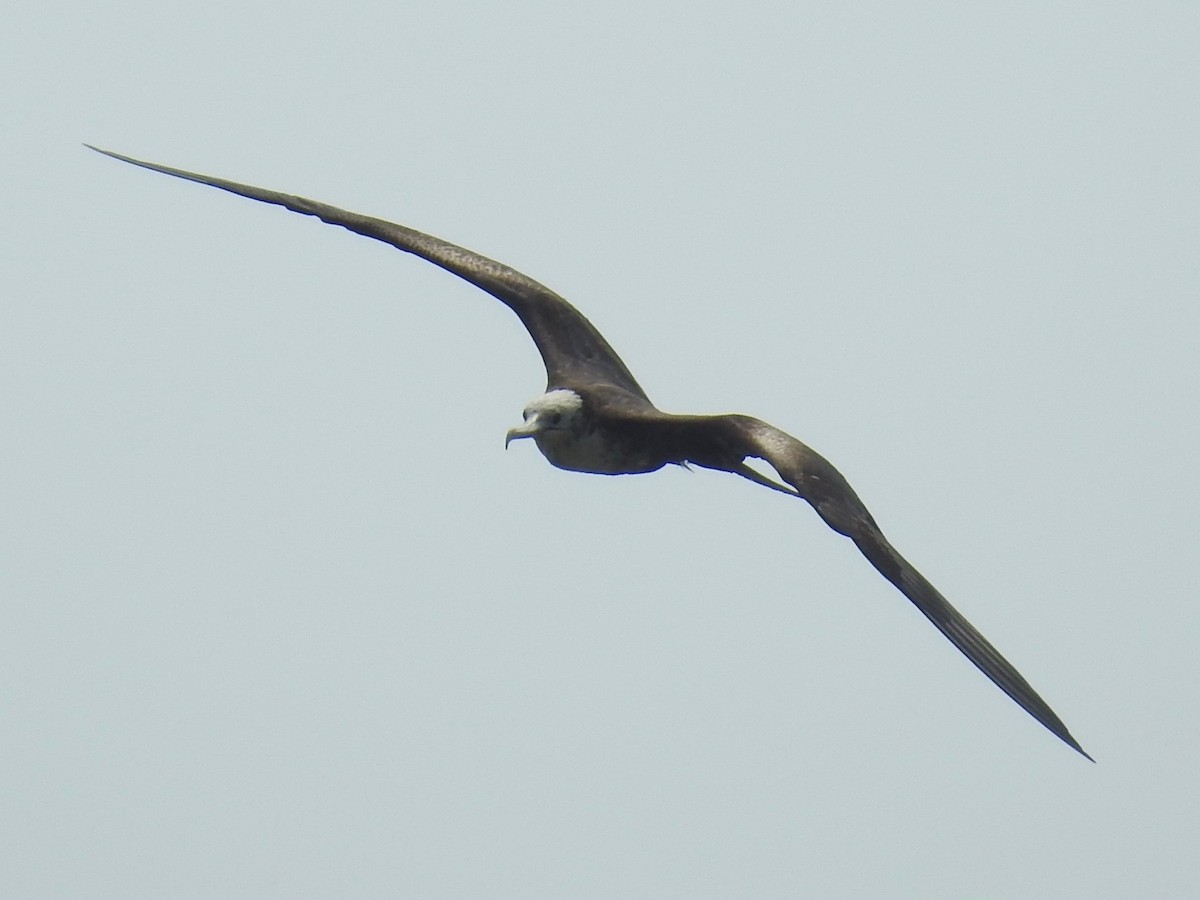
[86,145,649,400]
[657,411,1092,759]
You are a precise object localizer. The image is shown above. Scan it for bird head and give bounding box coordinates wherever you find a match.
[505,389,584,448]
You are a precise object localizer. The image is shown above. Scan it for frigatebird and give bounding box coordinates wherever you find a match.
[88,145,1091,760]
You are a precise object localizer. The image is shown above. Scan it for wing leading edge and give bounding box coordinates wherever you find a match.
[86,145,649,400]
[567,402,1090,758]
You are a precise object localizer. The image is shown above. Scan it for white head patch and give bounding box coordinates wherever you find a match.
[522,389,583,421]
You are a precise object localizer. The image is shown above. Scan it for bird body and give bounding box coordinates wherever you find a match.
[88,145,1091,760]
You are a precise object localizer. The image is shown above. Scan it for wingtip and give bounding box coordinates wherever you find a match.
[84,144,123,161]
[84,144,124,163]
[1061,733,1095,763]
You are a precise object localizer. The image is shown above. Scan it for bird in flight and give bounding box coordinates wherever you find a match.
[88,145,1091,760]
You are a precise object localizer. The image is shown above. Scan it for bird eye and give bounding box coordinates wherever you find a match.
[549,413,563,425]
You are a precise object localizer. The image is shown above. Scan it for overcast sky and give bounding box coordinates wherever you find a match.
[5,2,1199,897]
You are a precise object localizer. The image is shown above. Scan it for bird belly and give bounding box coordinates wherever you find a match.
[534,430,664,475]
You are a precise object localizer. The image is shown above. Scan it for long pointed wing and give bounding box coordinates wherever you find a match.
[703,414,1092,759]
[86,145,650,401]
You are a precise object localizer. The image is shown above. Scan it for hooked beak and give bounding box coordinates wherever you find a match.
[505,418,540,449]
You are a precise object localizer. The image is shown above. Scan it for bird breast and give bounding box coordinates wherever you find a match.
[533,427,665,475]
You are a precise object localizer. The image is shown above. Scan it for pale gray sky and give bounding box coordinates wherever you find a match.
[5,2,1199,896]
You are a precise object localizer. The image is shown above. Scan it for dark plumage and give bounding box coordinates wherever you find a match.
[88,145,1092,760]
